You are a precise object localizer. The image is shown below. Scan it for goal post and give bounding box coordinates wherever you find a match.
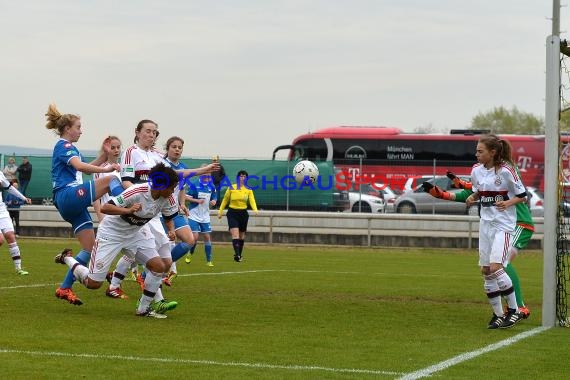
[543,34,560,327]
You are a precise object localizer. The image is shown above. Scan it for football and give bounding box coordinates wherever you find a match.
[293,160,319,184]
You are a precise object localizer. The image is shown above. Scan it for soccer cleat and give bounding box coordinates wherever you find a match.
[162,272,177,287]
[518,306,531,319]
[54,248,73,264]
[55,287,83,306]
[184,254,192,264]
[150,299,178,314]
[234,255,242,262]
[487,314,503,329]
[105,287,128,299]
[136,273,145,291]
[499,308,524,329]
[16,269,29,275]
[136,308,167,319]
[206,261,214,267]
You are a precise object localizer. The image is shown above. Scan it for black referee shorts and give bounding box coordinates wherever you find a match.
[226,208,250,232]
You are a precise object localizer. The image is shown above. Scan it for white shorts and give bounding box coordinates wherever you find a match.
[147,215,172,258]
[89,226,156,282]
[148,216,172,260]
[0,215,15,234]
[478,220,513,267]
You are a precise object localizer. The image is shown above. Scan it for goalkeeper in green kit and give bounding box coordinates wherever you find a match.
[422,171,532,319]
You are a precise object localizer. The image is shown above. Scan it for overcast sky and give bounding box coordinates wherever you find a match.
[0,1,565,158]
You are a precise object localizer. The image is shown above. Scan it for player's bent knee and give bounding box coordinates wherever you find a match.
[146,257,166,273]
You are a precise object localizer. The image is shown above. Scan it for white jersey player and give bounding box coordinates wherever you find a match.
[54,163,180,318]
[0,171,31,275]
[466,135,527,329]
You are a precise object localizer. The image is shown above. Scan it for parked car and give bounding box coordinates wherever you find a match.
[347,192,385,213]
[347,182,402,213]
[394,176,474,214]
[374,184,402,213]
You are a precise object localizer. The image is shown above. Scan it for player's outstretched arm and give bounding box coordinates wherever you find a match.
[446,171,472,190]
[421,182,454,201]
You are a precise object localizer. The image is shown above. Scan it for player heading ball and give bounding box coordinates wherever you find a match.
[147,163,180,191]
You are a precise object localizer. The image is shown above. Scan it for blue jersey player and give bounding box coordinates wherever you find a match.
[185,172,218,266]
[45,103,123,305]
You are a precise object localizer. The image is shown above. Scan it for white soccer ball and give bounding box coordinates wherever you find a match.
[293,160,319,184]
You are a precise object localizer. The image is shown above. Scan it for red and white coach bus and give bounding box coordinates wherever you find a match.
[274,126,567,192]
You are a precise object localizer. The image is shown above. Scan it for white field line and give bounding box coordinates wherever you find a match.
[397,326,550,380]
[0,348,403,376]
[176,269,465,278]
[0,268,501,292]
[0,283,59,290]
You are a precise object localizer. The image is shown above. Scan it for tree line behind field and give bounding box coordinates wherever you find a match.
[413,105,570,135]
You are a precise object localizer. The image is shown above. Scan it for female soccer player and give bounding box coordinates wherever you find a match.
[105,122,218,301]
[465,135,527,329]
[218,170,258,262]
[0,171,31,275]
[423,171,532,320]
[92,136,122,222]
[185,166,218,266]
[46,103,123,305]
[55,163,180,318]
[160,136,196,285]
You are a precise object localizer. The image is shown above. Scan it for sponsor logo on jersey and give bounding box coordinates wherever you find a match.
[120,214,152,226]
[480,193,509,207]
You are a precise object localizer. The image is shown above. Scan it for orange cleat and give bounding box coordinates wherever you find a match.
[55,287,83,306]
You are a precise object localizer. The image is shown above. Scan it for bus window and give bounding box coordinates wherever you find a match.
[295,138,328,161]
[330,138,476,162]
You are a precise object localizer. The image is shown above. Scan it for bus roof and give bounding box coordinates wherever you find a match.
[305,126,403,136]
[293,126,547,142]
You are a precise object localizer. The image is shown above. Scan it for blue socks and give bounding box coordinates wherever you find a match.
[60,249,91,288]
[171,242,191,262]
[205,242,212,262]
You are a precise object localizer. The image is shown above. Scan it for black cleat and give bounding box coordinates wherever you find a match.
[488,314,503,329]
[499,309,523,329]
[54,248,73,264]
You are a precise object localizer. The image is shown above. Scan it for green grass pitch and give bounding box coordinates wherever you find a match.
[0,238,569,379]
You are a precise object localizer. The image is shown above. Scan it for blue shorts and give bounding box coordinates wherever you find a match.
[189,219,212,233]
[54,181,95,234]
[161,214,190,232]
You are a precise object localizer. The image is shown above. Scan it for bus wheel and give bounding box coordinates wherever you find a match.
[397,202,416,214]
[352,202,372,213]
